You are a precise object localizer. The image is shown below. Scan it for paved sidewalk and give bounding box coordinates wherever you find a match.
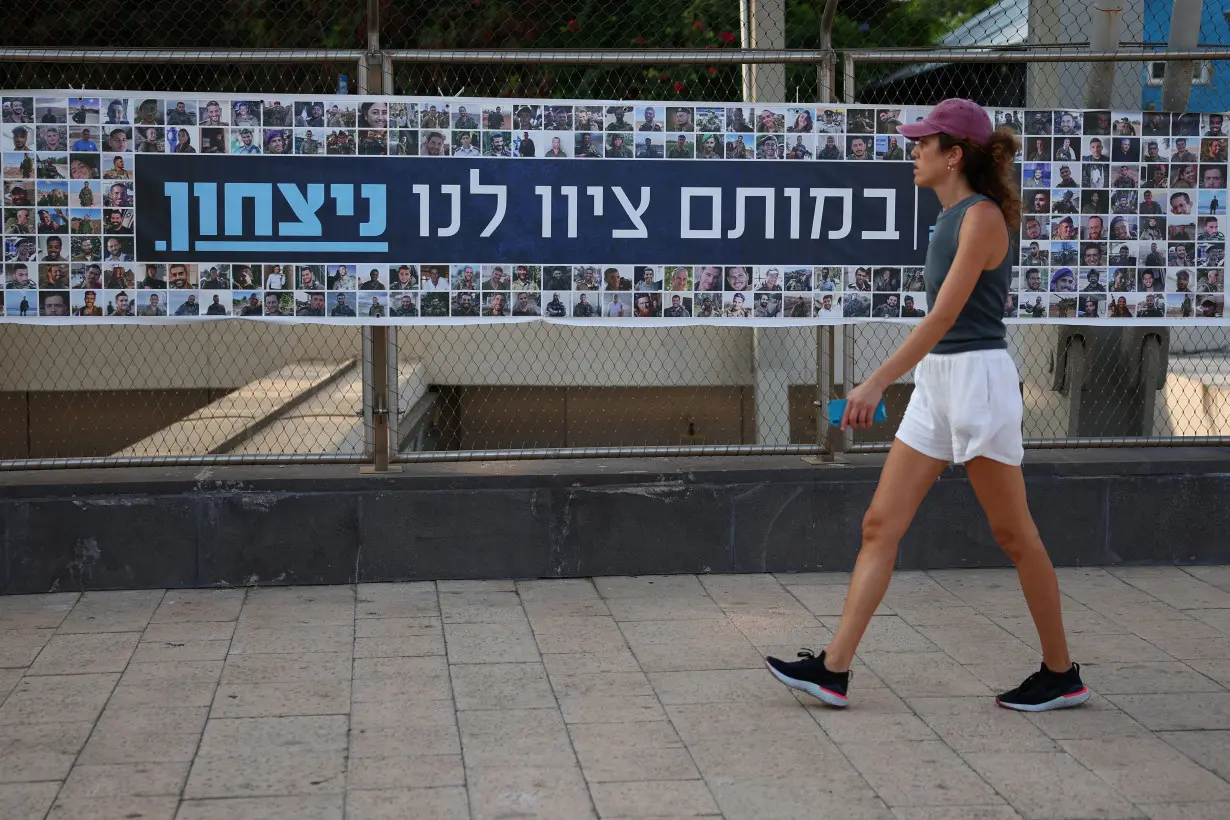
[2,567,1229,820]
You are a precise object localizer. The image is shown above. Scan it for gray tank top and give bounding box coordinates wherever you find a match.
[923,192,1012,354]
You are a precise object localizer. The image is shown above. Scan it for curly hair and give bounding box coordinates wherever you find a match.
[938,127,1021,234]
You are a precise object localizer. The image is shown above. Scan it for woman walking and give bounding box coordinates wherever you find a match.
[766,99,1089,713]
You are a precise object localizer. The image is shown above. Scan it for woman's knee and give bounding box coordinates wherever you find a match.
[862,504,907,551]
[992,521,1044,563]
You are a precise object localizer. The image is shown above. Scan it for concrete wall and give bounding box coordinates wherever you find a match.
[0,323,360,392]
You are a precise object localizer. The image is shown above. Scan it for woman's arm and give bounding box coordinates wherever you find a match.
[840,200,1007,429]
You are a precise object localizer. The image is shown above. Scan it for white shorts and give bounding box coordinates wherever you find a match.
[895,347,1025,466]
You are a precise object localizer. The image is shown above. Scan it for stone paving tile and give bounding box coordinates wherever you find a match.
[722,610,830,651]
[0,722,95,783]
[699,574,813,612]
[345,786,471,819]
[354,616,444,657]
[183,751,347,799]
[1182,566,1230,592]
[151,589,246,623]
[1108,567,1230,610]
[589,780,720,818]
[198,714,344,756]
[221,651,350,684]
[788,581,894,617]
[0,594,79,630]
[1185,658,1230,688]
[1187,608,1230,634]
[228,623,354,655]
[131,638,231,664]
[351,656,453,703]
[142,621,237,643]
[841,740,1002,808]
[0,781,60,820]
[445,620,541,663]
[905,696,1061,753]
[345,754,465,791]
[1157,730,1230,782]
[1059,735,1230,804]
[458,708,578,770]
[211,680,351,718]
[708,778,893,820]
[0,628,56,669]
[649,667,800,707]
[619,620,764,672]
[56,590,164,634]
[1142,804,1230,820]
[0,668,21,702]
[963,751,1143,820]
[0,673,119,724]
[439,590,528,624]
[892,807,1025,820]
[569,720,700,782]
[350,701,460,758]
[45,795,181,820]
[517,578,611,618]
[175,795,345,820]
[355,582,439,619]
[530,615,630,654]
[1108,692,1230,731]
[856,651,994,697]
[2,569,1230,819]
[466,765,596,820]
[58,761,190,799]
[450,661,556,710]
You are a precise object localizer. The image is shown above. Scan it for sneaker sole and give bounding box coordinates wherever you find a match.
[995,686,1091,712]
[765,660,848,708]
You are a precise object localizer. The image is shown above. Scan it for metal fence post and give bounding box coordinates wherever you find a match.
[835,53,857,456]
[357,0,397,473]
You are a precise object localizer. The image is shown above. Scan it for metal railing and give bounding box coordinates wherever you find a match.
[4,33,1230,468]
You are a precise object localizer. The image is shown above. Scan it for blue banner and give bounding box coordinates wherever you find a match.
[135,155,939,267]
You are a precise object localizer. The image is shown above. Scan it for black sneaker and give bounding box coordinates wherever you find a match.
[995,661,1090,712]
[765,648,850,707]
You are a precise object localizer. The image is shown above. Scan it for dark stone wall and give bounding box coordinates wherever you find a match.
[2,449,1227,594]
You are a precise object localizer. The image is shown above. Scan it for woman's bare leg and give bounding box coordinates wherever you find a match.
[822,438,949,672]
[964,456,1072,672]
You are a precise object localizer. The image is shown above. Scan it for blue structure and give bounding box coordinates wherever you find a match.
[1140,0,1230,112]
[865,0,1230,113]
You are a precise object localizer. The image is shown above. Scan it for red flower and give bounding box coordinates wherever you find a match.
[633,36,646,45]
[718,31,735,45]
[692,20,705,31]
[567,18,579,32]
[660,73,669,82]
[674,81,685,93]
[707,66,718,76]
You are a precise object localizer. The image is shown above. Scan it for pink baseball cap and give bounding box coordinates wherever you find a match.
[897,98,993,147]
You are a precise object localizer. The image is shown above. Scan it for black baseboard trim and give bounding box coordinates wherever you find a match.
[2,449,1228,594]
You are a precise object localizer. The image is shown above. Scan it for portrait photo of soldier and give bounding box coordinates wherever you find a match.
[169,292,200,316]
[263,99,294,127]
[605,105,632,132]
[636,134,665,158]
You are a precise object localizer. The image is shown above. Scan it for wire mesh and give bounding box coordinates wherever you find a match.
[846,323,1230,449]
[5,0,1230,467]
[391,325,821,457]
[0,323,364,463]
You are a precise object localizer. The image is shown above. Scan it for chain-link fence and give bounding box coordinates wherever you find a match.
[4,0,1230,468]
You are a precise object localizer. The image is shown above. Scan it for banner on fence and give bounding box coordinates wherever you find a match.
[1,91,1226,324]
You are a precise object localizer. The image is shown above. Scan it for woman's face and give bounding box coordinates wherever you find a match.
[910,134,955,189]
[365,102,387,128]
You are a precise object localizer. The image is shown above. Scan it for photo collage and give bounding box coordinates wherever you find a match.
[1,91,1226,322]
[1013,108,1226,320]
